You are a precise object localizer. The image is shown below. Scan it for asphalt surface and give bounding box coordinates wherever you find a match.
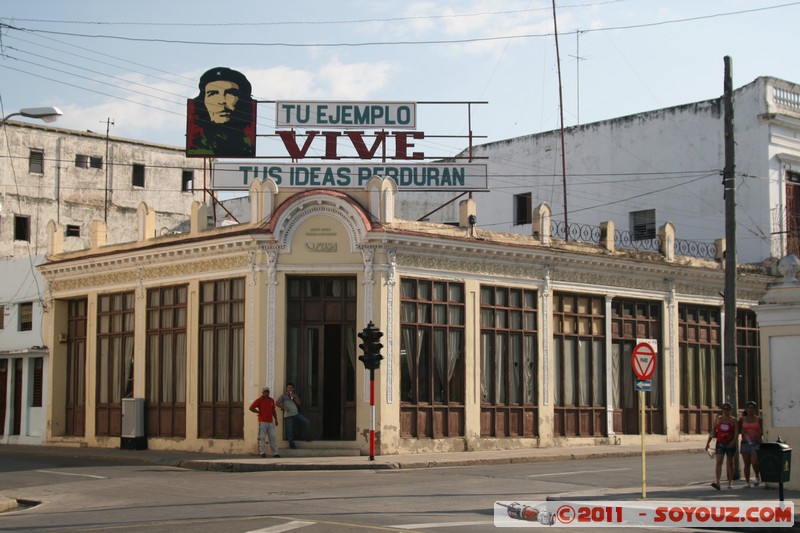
[1,439,798,529]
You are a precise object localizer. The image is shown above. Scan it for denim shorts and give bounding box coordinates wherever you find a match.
[741,441,760,455]
[716,442,736,457]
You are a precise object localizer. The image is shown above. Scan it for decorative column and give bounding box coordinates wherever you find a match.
[247,251,256,396]
[604,294,615,435]
[361,248,375,403]
[541,266,551,406]
[386,251,396,404]
[266,250,279,392]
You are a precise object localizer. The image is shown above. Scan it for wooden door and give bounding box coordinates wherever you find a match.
[286,276,357,440]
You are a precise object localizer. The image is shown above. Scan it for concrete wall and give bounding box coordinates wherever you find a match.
[464,77,800,264]
[755,260,800,491]
[0,121,204,256]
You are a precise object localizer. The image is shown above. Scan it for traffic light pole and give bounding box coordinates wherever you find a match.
[358,321,383,462]
[369,368,376,461]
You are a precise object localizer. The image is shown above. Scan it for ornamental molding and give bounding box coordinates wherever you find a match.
[392,250,767,301]
[273,195,367,253]
[51,269,138,292]
[43,238,257,276]
[50,254,249,293]
[396,253,544,280]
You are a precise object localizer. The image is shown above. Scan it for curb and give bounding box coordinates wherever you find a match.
[177,445,704,473]
[0,496,18,514]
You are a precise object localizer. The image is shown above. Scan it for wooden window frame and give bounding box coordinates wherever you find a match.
[18,302,33,332]
[610,298,663,435]
[66,298,88,436]
[399,278,465,439]
[630,209,656,241]
[146,285,188,438]
[29,149,44,174]
[198,278,245,439]
[552,291,607,437]
[479,285,538,438]
[679,303,721,435]
[96,291,135,437]
[32,357,44,407]
[736,309,761,410]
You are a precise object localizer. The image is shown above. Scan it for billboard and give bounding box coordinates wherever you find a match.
[186,67,256,158]
[213,162,488,191]
[186,68,488,192]
[276,101,416,129]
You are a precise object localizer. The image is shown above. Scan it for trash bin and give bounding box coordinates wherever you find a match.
[758,441,791,483]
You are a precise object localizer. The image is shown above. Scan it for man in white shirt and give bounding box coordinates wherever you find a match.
[276,383,312,449]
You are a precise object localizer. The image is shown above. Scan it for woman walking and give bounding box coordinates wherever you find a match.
[705,402,738,490]
[739,401,763,488]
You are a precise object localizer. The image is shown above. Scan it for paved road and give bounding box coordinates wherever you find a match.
[1,449,794,532]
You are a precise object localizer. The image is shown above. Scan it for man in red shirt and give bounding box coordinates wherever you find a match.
[249,387,280,457]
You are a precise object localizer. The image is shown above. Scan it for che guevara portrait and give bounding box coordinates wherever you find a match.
[186,67,256,158]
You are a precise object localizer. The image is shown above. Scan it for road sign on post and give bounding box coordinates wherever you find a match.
[631,341,657,380]
[632,339,657,500]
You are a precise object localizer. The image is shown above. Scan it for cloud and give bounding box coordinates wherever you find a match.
[50,60,397,147]
[316,60,395,99]
[372,0,553,59]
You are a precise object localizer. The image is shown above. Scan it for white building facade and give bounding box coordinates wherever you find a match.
[453,76,800,266]
[0,120,204,444]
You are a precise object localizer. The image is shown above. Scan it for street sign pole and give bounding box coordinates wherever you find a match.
[632,339,657,501]
[641,388,646,499]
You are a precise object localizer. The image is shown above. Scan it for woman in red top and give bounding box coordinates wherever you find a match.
[738,401,763,488]
[705,402,738,490]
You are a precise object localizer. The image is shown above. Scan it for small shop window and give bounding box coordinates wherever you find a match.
[19,302,33,331]
[29,149,44,174]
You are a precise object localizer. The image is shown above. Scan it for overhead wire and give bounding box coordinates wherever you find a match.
[1,4,795,247]
[3,3,799,47]
[7,1,628,27]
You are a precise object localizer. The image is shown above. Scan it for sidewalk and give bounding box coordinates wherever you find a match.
[1,440,798,516]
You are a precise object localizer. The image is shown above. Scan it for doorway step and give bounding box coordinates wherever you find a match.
[279,440,361,457]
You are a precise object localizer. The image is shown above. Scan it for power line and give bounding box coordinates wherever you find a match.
[0,63,184,117]
[3,3,799,48]
[1,2,627,27]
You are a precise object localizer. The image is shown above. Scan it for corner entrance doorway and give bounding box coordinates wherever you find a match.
[286,276,357,440]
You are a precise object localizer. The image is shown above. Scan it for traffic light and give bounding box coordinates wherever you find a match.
[358,321,384,370]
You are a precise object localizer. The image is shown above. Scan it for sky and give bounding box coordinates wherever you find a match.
[1,0,799,160]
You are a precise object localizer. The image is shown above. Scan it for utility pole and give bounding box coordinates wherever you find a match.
[722,56,739,477]
[569,30,588,125]
[103,118,114,223]
[552,0,569,240]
